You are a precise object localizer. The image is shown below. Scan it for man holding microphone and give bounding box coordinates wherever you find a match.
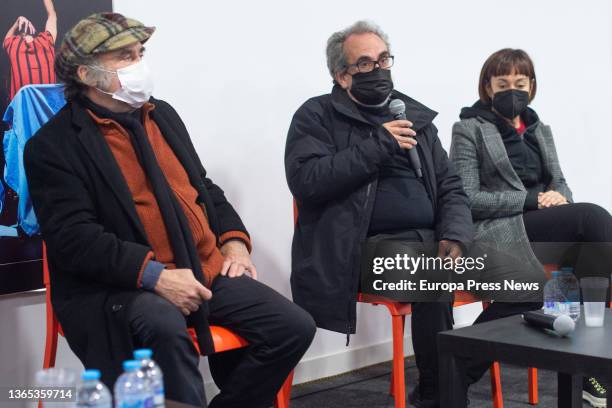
[285,21,473,407]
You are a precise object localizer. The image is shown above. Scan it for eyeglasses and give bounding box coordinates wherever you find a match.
[345,55,394,74]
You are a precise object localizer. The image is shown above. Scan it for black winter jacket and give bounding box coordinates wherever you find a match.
[24,97,249,387]
[285,86,474,335]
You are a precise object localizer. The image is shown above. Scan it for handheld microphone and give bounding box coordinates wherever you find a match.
[389,99,422,178]
[522,310,575,336]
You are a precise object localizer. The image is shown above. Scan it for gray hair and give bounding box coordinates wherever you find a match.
[56,53,111,100]
[326,20,391,80]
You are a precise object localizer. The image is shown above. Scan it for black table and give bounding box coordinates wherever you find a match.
[438,309,612,408]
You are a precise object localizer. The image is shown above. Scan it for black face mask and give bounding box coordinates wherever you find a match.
[492,89,529,120]
[349,68,394,105]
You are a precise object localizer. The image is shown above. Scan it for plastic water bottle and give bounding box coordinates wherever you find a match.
[543,271,565,316]
[76,369,111,408]
[559,267,581,322]
[134,349,164,408]
[114,360,154,408]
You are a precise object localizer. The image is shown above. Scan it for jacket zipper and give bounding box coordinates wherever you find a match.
[346,130,377,346]
[416,142,437,214]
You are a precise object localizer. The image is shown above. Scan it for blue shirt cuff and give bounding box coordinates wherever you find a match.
[141,260,165,290]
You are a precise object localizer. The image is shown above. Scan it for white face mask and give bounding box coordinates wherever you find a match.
[90,59,154,108]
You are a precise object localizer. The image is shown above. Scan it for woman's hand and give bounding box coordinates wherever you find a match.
[538,190,568,208]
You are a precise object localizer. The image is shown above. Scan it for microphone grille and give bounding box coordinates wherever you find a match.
[552,314,576,336]
[389,99,406,116]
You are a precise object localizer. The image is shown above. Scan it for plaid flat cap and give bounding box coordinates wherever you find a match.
[55,12,155,80]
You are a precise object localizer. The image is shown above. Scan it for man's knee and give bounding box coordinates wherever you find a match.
[129,293,190,346]
[279,304,316,351]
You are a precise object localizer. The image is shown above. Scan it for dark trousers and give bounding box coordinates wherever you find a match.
[523,202,612,281]
[411,302,453,397]
[127,275,316,408]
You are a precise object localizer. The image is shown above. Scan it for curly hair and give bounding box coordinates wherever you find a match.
[326,20,390,81]
[54,52,106,100]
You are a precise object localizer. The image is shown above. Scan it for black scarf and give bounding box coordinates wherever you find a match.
[80,96,213,354]
[459,100,550,188]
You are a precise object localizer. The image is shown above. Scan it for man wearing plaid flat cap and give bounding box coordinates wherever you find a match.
[24,12,315,408]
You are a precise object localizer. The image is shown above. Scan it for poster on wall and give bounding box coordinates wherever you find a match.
[0,0,113,295]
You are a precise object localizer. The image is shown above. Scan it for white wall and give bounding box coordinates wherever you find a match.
[2,0,611,397]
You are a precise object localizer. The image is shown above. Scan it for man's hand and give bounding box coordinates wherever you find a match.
[220,240,257,280]
[382,120,417,150]
[154,268,212,316]
[538,190,568,208]
[437,240,463,261]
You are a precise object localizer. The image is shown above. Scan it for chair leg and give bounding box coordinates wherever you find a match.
[391,315,406,408]
[274,370,294,408]
[43,312,59,369]
[389,315,405,397]
[490,362,503,408]
[41,311,59,408]
[390,368,394,397]
[528,367,538,405]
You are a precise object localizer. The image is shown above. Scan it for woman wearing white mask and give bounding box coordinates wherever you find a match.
[450,48,612,408]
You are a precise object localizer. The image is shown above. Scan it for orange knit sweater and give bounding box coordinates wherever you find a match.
[87,103,250,288]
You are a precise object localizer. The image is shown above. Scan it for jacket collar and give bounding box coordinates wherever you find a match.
[69,97,219,241]
[330,85,438,131]
[69,99,150,242]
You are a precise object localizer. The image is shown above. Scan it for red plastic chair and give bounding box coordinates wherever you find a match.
[41,243,294,408]
[357,291,514,408]
[292,200,542,408]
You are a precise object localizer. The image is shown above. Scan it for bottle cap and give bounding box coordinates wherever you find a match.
[134,348,153,360]
[82,369,101,381]
[123,360,141,372]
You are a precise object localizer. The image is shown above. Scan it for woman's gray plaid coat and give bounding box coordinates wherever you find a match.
[450,116,573,273]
